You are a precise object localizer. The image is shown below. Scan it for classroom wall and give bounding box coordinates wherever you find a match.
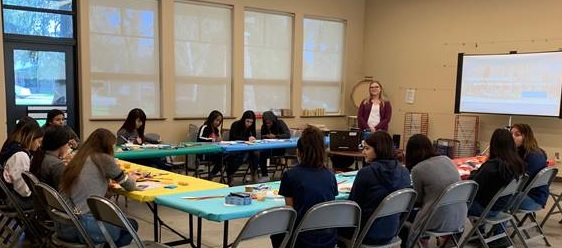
[73,0,366,143]
[363,0,562,157]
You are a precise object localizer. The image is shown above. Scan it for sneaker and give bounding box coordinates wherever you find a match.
[258,176,270,183]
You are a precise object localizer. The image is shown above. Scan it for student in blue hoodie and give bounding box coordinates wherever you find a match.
[339,131,411,246]
[511,123,548,211]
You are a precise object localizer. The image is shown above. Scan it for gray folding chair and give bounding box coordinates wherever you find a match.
[339,188,417,248]
[290,200,361,248]
[0,174,44,245]
[35,183,95,248]
[87,196,171,248]
[460,177,529,248]
[510,167,558,246]
[231,206,297,248]
[541,189,562,227]
[21,171,56,232]
[409,180,479,248]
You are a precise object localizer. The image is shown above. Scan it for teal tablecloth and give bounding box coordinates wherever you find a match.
[114,143,222,160]
[154,173,355,222]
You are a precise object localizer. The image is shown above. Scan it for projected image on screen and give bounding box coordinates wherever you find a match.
[456,52,562,117]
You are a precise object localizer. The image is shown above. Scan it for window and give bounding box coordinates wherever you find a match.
[302,18,345,114]
[244,10,293,112]
[2,0,73,38]
[89,0,160,118]
[174,1,232,117]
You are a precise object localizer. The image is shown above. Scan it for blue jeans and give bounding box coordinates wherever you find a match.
[57,213,138,246]
[518,196,543,211]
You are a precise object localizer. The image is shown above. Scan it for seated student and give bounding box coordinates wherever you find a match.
[511,123,548,211]
[0,118,43,210]
[402,134,465,248]
[258,111,291,182]
[197,110,224,179]
[30,126,71,190]
[43,109,80,150]
[339,131,411,247]
[469,128,525,217]
[227,110,259,185]
[116,108,165,169]
[270,125,337,248]
[58,128,138,246]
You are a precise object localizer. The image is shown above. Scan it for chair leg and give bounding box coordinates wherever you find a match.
[541,193,562,227]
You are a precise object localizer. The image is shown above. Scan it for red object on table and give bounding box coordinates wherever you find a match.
[453,156,487,180]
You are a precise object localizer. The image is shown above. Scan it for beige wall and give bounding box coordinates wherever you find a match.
[72,0,366,142]
[363,0,562,156]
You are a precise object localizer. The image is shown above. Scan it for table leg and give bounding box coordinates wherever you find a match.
[223,220,229,248]
[197,217,202,248]
[153,203,158,242]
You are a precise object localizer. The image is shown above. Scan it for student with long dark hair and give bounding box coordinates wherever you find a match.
[43,109,80,149]
[340,131,410,247]
[117,108,151,145]
[511,123,548,211]
[116,108,164,169]
[197,110,224,179]
[227,110,259,185]
[403,134,464,248]
[30,126,70,190]
[469,128,526,217]
[271,125,337,248]
[58,128,137,246]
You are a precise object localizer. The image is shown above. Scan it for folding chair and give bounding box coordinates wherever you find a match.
[0,181,36,247]
[339,188,417,248]
[87,196,171,248]
[230,206,297,248]
[0,174,44,246]
[290,200,361,248]
[541,190,562,227]
[21,171,56,232]
[34,183,95,248]
[409,180,479,248]
[510,167,558,246]
[460,177,529,248]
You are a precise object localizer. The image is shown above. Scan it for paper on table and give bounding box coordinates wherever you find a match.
[338,183,353,193]
[135,181,165,191]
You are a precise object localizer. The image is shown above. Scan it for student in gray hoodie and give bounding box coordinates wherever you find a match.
[257,111,290,182]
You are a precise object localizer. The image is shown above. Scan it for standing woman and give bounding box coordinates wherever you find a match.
[271,125,337,248]
[227,110,259,185]
[197,110,224,179]
[511,123,548,211]
[341,131,410,246]
[357,80,392,132]
[0,118,43,209]
[58,128,137,246]
[403,134,465,248]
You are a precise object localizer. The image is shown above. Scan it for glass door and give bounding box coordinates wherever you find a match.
[3,42,76,133]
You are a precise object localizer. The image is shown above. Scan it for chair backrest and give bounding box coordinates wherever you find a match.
[0,174,42,240]
[354,188,417,248]
[409,181,478,246]
[35,183,95,247]
[21,171,52,225]
[291,200,361,248]
[231,206,297,248]
[512,167,558,211]
[188,124,199,142]
[471,176,526,228]
[144,133,161,144]
[87,196,144,248]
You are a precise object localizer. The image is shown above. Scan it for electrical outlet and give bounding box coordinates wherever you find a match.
[555,152,560,162]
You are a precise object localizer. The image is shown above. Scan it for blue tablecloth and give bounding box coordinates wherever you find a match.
[219,139,298,153]
[154,173,355,222]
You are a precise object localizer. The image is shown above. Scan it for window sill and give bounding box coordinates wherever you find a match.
[299,114,346,118]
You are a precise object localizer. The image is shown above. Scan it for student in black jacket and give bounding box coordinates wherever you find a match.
[197,110,224,179]
[258,111,290,182]
[227,110,259,185]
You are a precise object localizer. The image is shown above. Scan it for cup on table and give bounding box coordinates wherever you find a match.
[254,190,267,201]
